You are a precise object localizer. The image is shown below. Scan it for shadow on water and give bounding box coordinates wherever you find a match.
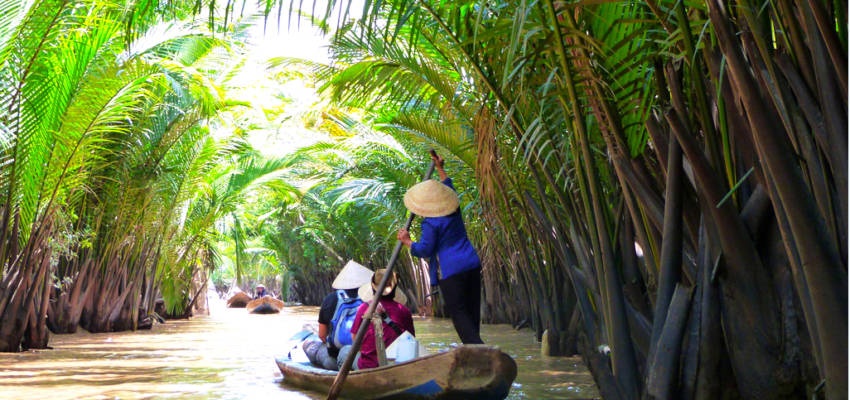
[0,298,599,399]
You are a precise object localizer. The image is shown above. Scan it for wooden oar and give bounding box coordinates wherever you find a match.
[326,151,438,400]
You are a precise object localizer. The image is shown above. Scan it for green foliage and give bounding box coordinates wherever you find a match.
[4,3,845,398]
[272,0,847,397]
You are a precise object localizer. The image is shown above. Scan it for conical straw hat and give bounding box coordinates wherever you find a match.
[332,260,374,290]
[358,269,407,305]
[403,180,459,217]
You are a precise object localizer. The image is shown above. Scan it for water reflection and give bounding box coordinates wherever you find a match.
[0,299,598,399]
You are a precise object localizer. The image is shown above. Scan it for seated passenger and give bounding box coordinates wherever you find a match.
[303,260,373,370]
[254,284,269,299]
[349,269,414,370]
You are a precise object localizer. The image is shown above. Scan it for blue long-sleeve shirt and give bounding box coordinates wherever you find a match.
[410,178,481,285]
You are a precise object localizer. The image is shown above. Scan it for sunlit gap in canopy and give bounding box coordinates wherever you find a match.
[209,2,336,158]
[215,0,374,158]
[246,0,368,65]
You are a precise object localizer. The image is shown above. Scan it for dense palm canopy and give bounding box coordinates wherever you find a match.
[0,0,298,341]
[285,0,846,398]
[1,0,846,399]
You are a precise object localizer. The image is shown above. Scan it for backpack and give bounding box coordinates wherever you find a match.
[329,290,363,349]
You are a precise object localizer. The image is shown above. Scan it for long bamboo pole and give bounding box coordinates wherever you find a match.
[326,151,437,400]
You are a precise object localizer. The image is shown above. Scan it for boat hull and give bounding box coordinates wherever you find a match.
[226,292,252,308]
[247,296,284,314]
[275,344,517,399]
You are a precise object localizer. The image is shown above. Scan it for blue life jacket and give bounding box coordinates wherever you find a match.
[329,290,363,349]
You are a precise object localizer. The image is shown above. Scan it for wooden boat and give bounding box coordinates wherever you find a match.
[247,296,284,314]
[226,292,252,308]
[275,344,518,399]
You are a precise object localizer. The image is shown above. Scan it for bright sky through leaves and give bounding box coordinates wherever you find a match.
[223,8,332,157]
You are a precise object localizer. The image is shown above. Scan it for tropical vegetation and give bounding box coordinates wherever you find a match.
[0,0,296,344]
[0,0,845,399]
[291,0,847,398]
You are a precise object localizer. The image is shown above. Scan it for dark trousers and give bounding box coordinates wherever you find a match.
[439,267,484,344]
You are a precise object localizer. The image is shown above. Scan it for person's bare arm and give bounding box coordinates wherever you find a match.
[432,153,448,181]
[318,323,329,342]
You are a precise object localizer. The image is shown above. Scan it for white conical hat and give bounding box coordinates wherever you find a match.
[331,260,373,290]
[358,269,407,305]
[403,180,459,217]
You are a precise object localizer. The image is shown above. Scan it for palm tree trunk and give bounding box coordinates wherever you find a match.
[708,2,847,397]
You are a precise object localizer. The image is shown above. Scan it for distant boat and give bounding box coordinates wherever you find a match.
[275,344,518,399]
[247,296,284,314]
[226,292,252,308]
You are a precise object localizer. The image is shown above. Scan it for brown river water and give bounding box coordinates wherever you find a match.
[0,297,599,400]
